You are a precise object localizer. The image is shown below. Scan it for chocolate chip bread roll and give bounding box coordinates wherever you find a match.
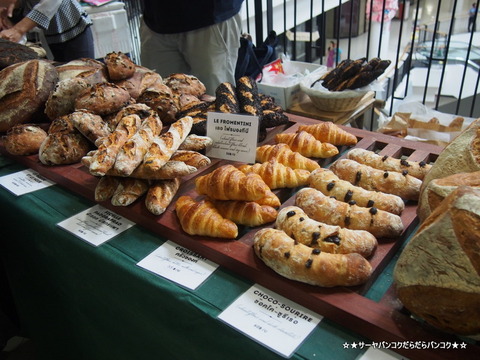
[215,82,240,113]
[309,168,405,215]
[253,228,372,287]
[276,206,377,258]
[295,187,404,238]
[236,76,262,117]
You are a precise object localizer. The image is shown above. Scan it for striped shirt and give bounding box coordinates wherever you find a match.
[22,0,92,44]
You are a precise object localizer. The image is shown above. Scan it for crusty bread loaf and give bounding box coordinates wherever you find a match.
[55,58,107,84]
[178,134,213,152]
[330,158,422,201]
[417,171,480,222]
[253,228,372,287]
[0,59,58,132]
[74,82,132,116]
[145,178,181,215]
[68,110,111,144]
[104,51,136,81]
[169,150,211,169]
[394,186,480,336]
[44,78,90,120]
[3,124,47,156]
[175,195,238,238]
[420,118,480,191]
[0,39,39,70]
[309,168,405,215]
[347,148,432,180]
[39,133,91,165]
[274,131,339,158]
[136,85,179,124]
[164,73,206,97]
[94,176,120,202]
[276,206,377,258]
[295,187,404,238]
[114,66,164,100]
[111,178,149,206]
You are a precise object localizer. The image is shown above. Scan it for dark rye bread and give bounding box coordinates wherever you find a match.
[0,59,58,132]
[0,39,39,71]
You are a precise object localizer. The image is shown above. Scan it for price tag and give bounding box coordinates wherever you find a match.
[218,284,322,358]
[206,112,259,163]
[0,169,55,195]
[57,204,135,246]
[137,240,218,290]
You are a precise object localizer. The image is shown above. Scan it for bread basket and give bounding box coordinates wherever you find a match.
[300,72,369,112]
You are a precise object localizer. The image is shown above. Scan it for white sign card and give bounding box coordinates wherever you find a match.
[206,111,259,163]
[137,240,218,290]
[218,284,322,358]
[57,204,135,246]
[0,169,55,195]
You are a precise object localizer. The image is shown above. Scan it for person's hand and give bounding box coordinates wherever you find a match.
[0,26,23,42]
[0,0,18,18]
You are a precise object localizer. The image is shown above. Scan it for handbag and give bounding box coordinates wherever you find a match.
[235,31,278,82]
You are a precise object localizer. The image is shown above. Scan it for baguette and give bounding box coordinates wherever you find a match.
[143,116,193,171]
[145,178,181,215]
[169,150,211,169]
[330,158,422,201]
[211,200,277,227]
[309,168,405,215]
[346,148,432,180]
[295,187,404,238]
[111,178,149,206]
[298,121,357,146]
[253,228,372,287]
[195,164,270,201]
[276,206,377,258]
[274,131,339,158]
[178,134,213,151]
[238,159,310,189]
[175,195,238,238]
[69,110,111,144]
[256,143,321,172]
[94,176,120,202]
[113,111,163,176]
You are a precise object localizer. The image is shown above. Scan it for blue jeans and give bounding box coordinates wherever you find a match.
[48,26,95,62]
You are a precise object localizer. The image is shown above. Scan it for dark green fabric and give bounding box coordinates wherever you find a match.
[0,157,373,360]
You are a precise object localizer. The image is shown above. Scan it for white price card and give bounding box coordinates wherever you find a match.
[206,111,259,163]
[57,204,135,246]
[137,240,218,290]
[0,169,55,195]
[218,284,322,358]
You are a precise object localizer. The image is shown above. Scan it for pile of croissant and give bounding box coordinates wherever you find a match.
[314,57,391,91]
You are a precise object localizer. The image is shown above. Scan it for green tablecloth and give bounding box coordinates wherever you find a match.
[0,155,397,360]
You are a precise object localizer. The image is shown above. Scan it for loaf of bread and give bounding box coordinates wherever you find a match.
[164,73,206,97]
[195,164,271,201]
[175,195,238,238]
[274,131,339,158]
[169,150,211,169]
[421,118,480,191]
[0,38,39,70]
[136,85,179,125]
[74,82,132,116]
[295,187,404,238]
[211,200,277,227]
[104,51,136,81]
[56,58,107,84]
[0,59,58,132]
[347,148,432,180]
[94,175,120,202]
[111,178,149,206]
[178,134,213,152]
[114,66,164,100]
[68,110,111,144]
[236,76,262,118]
[253,228,372,287]
[47,114,76,134]
[276,206,377,258]
[394,186,480,335]
[113,112,163,176]
[215,82,240,113]
[3,124,47,156]
[238,160,310,189]
[297,121,357,146]
[143,116,193,171]
[256,144,321,172]
[39,133,91,165]
[44,78,90,120]
[417,171,480,222]
[145,178,181,215]
[330,158,422,201]
[105,103,153,132]
[309,168,405,215]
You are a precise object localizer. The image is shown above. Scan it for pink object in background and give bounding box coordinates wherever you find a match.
[366,0,398,22]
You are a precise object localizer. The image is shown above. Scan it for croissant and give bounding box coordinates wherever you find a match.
[212,200,277,227]
[238,159,310,189]
[145,178,181,215]
[253,228,372,287]
[309,168,405,215]
[274,131,339,158]
[254,189,281,208]
[297,121,357,146]
[256,144,320,172]
[276,206,377,258]
[195,164,270,201]
[175,195,238,238]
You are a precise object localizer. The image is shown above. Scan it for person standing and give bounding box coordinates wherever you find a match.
[0,0,94,62]
[140,0,244,95]
[326,41,341,69]
[469,3,477,33]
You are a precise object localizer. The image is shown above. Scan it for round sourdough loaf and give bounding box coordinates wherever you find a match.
[394,186,480,336]
[0,39,39,70]
[3,124,47,155]
[0,59,58,132]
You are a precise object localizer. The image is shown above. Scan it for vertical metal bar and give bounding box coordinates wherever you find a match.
[422,0,442,105]
[254,0,263,46]
[283,1,288,53]
[346,0,354,59]
[366,0,374,59]
[319,0,326,65]
[266,0,273,34]
[335,0,341,66]
[377,0,387,57]
[292,0,298,60]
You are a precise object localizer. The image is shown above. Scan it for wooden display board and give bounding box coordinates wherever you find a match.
[1,114,478,360]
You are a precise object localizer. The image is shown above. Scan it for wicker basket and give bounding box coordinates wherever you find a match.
[300,76,369,112]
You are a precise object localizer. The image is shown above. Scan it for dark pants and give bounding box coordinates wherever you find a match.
[469,16,476,32]
[48,26,95,62]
